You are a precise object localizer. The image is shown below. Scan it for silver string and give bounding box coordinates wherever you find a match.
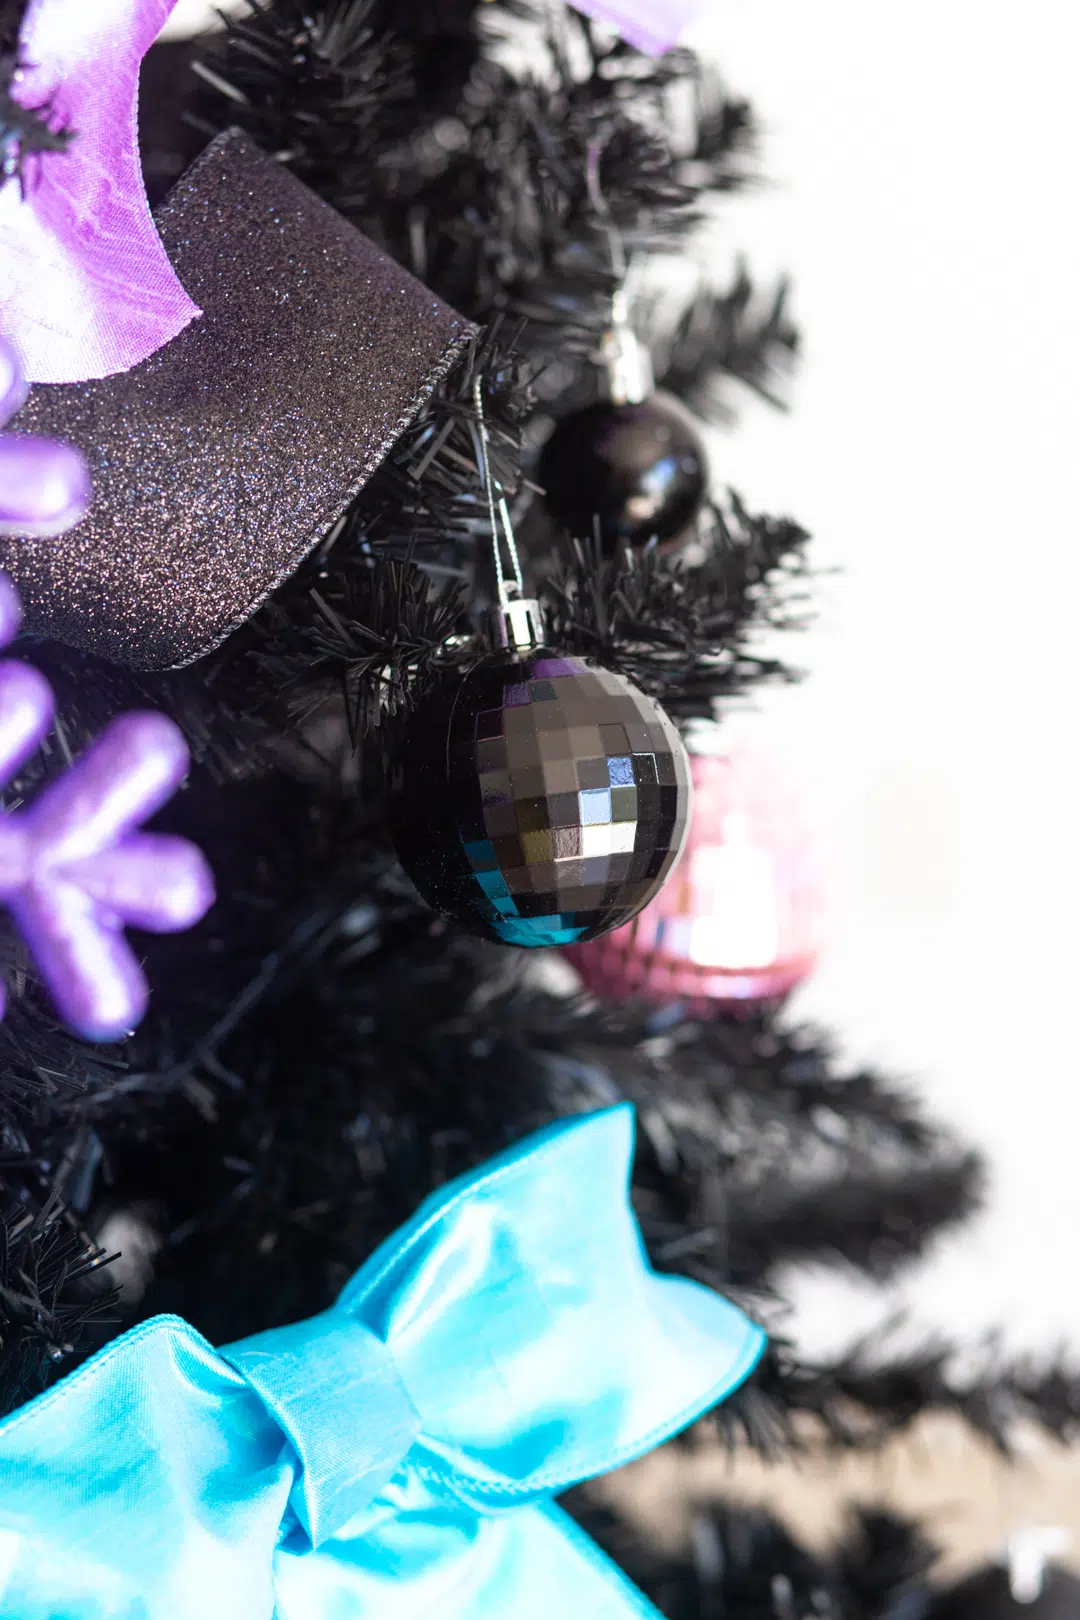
[472,372,525,608]
[585,138,629,321]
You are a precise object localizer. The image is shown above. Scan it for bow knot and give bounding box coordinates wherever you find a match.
[224,1312,419,1548]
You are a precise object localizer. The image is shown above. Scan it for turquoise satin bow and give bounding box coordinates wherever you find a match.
[0,1105,764,1619]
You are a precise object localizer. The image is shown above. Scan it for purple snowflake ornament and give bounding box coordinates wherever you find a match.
[0,337,89,536]
[0,572,214,1040]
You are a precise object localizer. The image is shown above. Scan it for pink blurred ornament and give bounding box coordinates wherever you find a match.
[565,741,825,1011]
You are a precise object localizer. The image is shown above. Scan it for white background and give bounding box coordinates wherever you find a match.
[165,3,1080,1356]
[682,1,1080,1360]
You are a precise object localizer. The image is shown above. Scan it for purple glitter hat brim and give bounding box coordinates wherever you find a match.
[0,130,477,669]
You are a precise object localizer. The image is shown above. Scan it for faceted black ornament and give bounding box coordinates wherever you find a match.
[389,652,693,947]
[538,391,709,555]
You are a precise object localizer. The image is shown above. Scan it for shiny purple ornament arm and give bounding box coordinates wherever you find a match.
[66,833,215,931]
[20,711,192,863]
[0,658,54,784]
[0,712,215,1040]
[0,340,90,537]
[0,573,214,1039]
[9,879,155,1040]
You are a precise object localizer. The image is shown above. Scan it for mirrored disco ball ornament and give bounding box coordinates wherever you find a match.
[566,741,824,1008]
[389,621,692,947]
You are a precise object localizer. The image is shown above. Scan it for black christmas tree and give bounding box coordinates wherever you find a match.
[0,2,1077,1614]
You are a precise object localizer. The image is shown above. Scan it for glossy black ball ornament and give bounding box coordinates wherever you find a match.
[389,652,693,946]
[538,391,709,554]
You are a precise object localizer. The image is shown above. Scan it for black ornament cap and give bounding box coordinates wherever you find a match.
[390,651,692,947]
[538,390,709,556]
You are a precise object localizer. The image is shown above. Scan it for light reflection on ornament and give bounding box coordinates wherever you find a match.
[564,740,824,1010]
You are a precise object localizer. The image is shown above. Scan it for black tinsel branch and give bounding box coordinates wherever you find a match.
[377,10,755,329]
[0,833,1072,1450]
[721,1329,1080,1457]
[189,0,785,418]
[37,876,984,1344]
[0,1173,116,1414]
[234,464,812,737]
[575,1500,937,1620]
[185,0,488,196]
[698,1158,985,1285]
[229,473,813,741]
[346,323,534,557]
[541,497,811,718]
[198,0,754,251]
[588,1009,983,1288]
[187,0,415,215]
[654,266,799,417]
[0,994,124,1125]
[259,560,469,740]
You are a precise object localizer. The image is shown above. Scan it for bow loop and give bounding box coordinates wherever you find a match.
[338,1106,765,1508]
[223,1311,420,1548]
[0,1108,765,1620]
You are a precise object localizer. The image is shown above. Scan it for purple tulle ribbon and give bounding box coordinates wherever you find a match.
[572,0,703,54]
[0,574,214,1041]
[0,0,200,385]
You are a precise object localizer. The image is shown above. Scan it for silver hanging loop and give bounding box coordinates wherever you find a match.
[597,297,655,406]
[471,373,546,652]
[585,142,654,406]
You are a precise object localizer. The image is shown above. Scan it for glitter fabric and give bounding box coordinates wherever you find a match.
[0,339,90,537]
[389,653,692,946]
[0,130,476,668]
